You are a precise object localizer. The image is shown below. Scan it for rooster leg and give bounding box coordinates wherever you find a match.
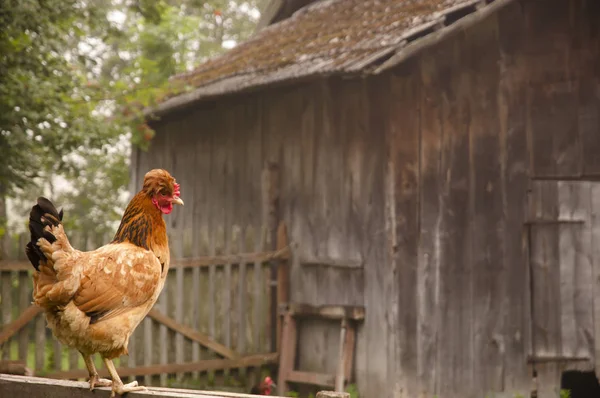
[82,353,112,390]
[103,357,147,398]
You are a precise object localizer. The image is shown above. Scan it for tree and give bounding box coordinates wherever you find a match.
[1,0,268,241]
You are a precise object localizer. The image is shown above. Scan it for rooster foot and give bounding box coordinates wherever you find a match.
[88,374,112,390]
[110,380,147,397]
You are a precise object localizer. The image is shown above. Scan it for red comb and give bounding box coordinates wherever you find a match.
[173,182,180,197]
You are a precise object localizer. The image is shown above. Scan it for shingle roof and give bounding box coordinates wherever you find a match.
[149,0,508,116]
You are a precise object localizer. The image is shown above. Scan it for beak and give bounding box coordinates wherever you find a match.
[172,197,184,206]
[271,382,277,388]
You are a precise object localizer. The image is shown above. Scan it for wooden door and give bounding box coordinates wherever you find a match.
[527,180,600,397]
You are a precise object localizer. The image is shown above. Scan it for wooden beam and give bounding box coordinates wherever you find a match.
[299,257,364,269]
[0,248,291,272]
[0,373,285,397]
[0,305,42,345]
[277,312,297,396]
[147,309,239,359]
[0,360,33,376]
[0,261,30,271]
[334,319,347,392]
[286,371,335,388]
[170,248,290,269]
[282,303,365,321]
[46,353,279,380]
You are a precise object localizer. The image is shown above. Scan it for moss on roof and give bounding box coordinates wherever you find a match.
[153,0,489,109]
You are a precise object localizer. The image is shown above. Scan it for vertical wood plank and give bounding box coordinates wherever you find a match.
[1,271,13,360]
[208,228,217,383]
[158,286,168,386]
[35,313,46,374]
[174,234,184,383]
[236,226,247,381]
[386,64,420,398]
[276,312,297,396]
[592,183,600,381]
[497,1,531,393]
[526,0,581,178]
[530,181,562,398]
[143,312,153,386]
[276,222,289,353]
[416,50,443,397]
[468,13,505,396]
[18,271,30,364]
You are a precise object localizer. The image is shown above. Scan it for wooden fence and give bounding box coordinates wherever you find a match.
[0,222,289,393]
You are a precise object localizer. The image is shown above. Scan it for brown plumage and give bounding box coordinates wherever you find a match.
[26,169,183,397]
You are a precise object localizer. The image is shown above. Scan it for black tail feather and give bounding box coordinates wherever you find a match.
[26,197,63,271]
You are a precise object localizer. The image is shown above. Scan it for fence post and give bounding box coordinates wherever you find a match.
[262,160,280,355]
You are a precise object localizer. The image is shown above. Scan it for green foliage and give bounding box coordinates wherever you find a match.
[2,0,267,239]
[346,383,360,398]
[560,389,571,398]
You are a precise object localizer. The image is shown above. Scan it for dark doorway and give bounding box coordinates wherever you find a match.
[561,371,600,398]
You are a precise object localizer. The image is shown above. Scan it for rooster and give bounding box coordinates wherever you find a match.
[249,376,276,395]
[25,169,183,397]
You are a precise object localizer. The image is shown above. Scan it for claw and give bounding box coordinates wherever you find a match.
[110,381,147,397]
[88,374,112,391]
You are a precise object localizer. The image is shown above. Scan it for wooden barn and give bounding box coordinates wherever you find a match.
[136,0,600,397]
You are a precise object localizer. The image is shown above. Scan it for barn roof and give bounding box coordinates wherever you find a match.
[148,0,513,117]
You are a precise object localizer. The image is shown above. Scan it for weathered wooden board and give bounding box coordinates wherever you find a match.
[496,1,531,394]
[529,181,597,397]
[386,63,420,398]
[416,44,443,397]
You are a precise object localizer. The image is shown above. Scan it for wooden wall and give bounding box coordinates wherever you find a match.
[141,77,386,396]
[381,0,600,397]
[137,0,600,397]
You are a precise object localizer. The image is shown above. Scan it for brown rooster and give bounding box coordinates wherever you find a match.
[25,169,183,397]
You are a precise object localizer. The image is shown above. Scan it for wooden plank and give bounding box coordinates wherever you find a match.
[343,323,356,382]
[283,304,365,321]
[526,0,580,179]
[298,257,363,270]
[0,360,31,376]
[0,373,284,398]
[263,160,280,355]
[276,312,297,396]
[529,181,562,398]
[385,64,420,398]
[275,222,289,352]
[158,249,169,386]
[17,260,30,365]
[1,271,13,360]
[592,183,600,381]
[147,309,239,360]
[35,313,46,374]
[143,316,152,386]
[496,1,531,392]
[235,225,247,382]
[286,371,335,388]
[334,319,347,392]
[0,305,42,345]
[468,13,504,396]
[416,44,443,397]
[174,232,185,383]
[222,225,233,383]
[0,261,29,271]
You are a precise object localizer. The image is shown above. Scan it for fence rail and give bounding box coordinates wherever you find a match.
[0,222,289,392]
[0,374,289,398]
